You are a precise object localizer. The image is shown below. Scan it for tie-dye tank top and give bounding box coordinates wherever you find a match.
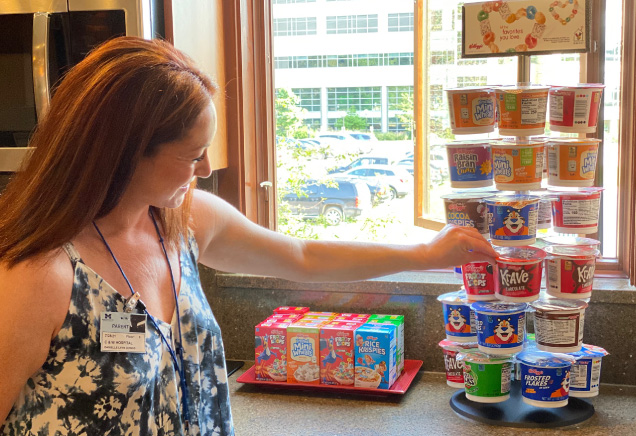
[1,235,234,435]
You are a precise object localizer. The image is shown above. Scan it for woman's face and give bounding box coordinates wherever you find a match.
[127,104,217,209]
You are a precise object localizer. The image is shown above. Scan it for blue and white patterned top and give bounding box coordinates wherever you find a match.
[1,235,234,435]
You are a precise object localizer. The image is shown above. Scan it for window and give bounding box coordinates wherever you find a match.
[326,15,378,34]
[273,17,317,36]
[388,13,414,32]
[291,88,321,112]
[430,10,443,32]
[327,87,381,111]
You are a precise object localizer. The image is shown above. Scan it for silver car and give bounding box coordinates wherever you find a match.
[334,164,413,200]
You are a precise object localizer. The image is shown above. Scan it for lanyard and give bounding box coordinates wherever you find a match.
[93,210,191,434]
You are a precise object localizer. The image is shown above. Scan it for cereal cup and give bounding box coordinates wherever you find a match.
[531,190,553,230]
[438,340,478,389]
[549,84,605,133]
[550,188,603,234]
[471,301,527,355]
[542,236,601,251]
[441,192,493,237]
[568,344,609,398]
[456,350,513,403]
[491,139,545,191]
[445,140,493,188]
[438,290,477,343]
[544,245,599,299]
[546,138,601,187]
[486,195,540,246]
[516,350,576,408]
[495,86,549,136]
[446,87,496,134]
[461,262,495,301]
[530,299,588,353]
[494,246,546,302]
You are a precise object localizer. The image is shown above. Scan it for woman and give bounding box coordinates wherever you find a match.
[0,37,496,435]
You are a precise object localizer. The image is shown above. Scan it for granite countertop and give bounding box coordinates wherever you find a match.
[228,362,636,436]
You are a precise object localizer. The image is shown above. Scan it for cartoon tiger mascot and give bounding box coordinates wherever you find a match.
[495,209,529,237]
[485,318,518,344]
[550,371,571,398]
[446,308,471,333]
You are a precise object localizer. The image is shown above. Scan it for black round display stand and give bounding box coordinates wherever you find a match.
[449,381,595,428]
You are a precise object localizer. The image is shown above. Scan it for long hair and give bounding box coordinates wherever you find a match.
[0,37,217,266]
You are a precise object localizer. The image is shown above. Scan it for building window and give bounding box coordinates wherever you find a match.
[326,14,379,34]
[327,87,382,111]
[429,85,444,110]
[387,86,414,110]
[456,76,487,87]
[388,13,414,32]
[291,88,321,112]
[273,52,413,69]
[430,10,443,31]
[273,17,317,36]
[430,50,455,65]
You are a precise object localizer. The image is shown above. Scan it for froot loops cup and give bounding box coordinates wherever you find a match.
[516,350,576,408]
[494,246,546,302]
[546,138,601,187]
[544,245,599,300]
[461,261,495,301]
[456,350,513,403]
[491,139,545,191]
[437,290,477,343]
[495,86,549,136]
[568,344,609,398]
[441,192,492,237]
[549,84,605,133]
[438,339,478,389]
[530,298,588,353]
[445,140,493,188]
[549,188,603,234]
[445,87,496,134]
[471,301,527,355]
[486,195,540,246]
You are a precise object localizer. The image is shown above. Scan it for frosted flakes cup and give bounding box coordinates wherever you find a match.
[438,339,478,389]
[517,350,576,408]
[486,195,540,246]
[471,301,527,355]
[544,245,599,299]
[568,344,609,398]
[549,84,605,133]
[549,188,603,234]
[461,262,495,301]
[446,87,496,134]
[494,246,546,302]
[437,290,477,343]
[441,192,493,237]
[445,140,493,188]
[495,86,549,136]
[546,138,601,187]
[530,298,588,353]
[456,350,513,403]
[491,139,545,191]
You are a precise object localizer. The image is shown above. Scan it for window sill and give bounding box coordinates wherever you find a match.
[215,271,636,304]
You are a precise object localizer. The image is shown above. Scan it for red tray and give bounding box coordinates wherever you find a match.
[236,359,423,395]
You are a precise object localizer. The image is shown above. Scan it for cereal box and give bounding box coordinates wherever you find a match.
[254,320,291,382]
[287,321,325,384]
[355,323,397,390]
[319,321,358,385]
[304,312,337,318]
[273,306,310,315]
[333,313,370,322]
[368,314,405,374]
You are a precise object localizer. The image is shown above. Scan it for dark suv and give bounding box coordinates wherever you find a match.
[281,180,371,225]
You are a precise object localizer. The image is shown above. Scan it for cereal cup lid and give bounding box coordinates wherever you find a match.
[494,137,547,147]
[541,236,601,249]
[548,187,604,197]
[529,298,589,312]
[545,137,602,146]
[495,246,546,263]
[485,194,540,206]
[456,349,513,364]
[445,86,494,93]
[569,344,609,359]
[495,85,550,92]
[544,245,600,260]
[440,192,495,201]
[550,83,606,90]
[470,301,528,314]
[438,339,478,351]
[516,350,576,367]
[444,139,492,148]
[437,289,469,304]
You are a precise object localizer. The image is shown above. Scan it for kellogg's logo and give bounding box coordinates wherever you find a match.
[448,203,466,212]
[469,43,483,50]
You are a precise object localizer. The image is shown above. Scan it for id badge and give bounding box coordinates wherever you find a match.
[100,312,147,353]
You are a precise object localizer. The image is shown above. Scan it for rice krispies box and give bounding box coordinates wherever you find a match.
[367,314,405,375]
[287,321,325,384]
[319,321,358,385]
[254,320,291,381]
[354,323,397,390]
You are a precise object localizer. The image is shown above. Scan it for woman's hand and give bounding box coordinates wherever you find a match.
[419,224,498,270]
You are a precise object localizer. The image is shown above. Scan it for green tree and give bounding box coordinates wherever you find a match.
[275,89,305,137]
[396,92,414,140]
[334,106,368,131]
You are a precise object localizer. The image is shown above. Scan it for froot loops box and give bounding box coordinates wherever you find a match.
[319,321,358,386]
[274,306,310,315]
[255,320,292,382]
[354,323,397,390]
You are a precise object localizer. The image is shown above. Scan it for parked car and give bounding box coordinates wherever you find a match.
[397,157,413,175]
[336,164,413,200]
[316,132,375,155]
[330,175,392,206]
[281,179,372,225]
[328,156,394,174]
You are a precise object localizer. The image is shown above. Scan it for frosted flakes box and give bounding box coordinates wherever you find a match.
[255,320,291,382]
[355,323,397,390]
[273,306,310,315]
[319,321,358,386]
[287,321,325,384]
[367,314,405,375]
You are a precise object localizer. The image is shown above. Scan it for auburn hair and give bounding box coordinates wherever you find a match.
[0,37,217,267]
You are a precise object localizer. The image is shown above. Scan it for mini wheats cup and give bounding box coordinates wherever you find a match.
[471,301,528,355]
[446,87,496,134]
[438,290,477,342]
[546,138,601,187]
[486,195,540,246]
[456,350,513,403]
[544,245,599,299]
[494,246,546,302]
[491,139,545,191]
[461,262,495,300]
[517,350,576,408]
[495,86,549,136]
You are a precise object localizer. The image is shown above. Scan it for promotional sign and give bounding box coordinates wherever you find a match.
[463,0,590,57]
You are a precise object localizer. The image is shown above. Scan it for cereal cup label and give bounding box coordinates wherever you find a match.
[442,194,491,236]
[547,139,600,187]
[446,143,493,187]
[487,197,539,245]
[495,87,549,135]
[446,88,496,134]
[521,365,571,406]
[549,85,605,133]
[533,309,585,353]
[442,347,465,386]
[462,262,495,298]
[551,189,602,234]
[443,304,477,340]
[463,360,512,401]
[354,324,397,389]
[546,256,596,297]
[495,261,543,301]
[492,144,544,190]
